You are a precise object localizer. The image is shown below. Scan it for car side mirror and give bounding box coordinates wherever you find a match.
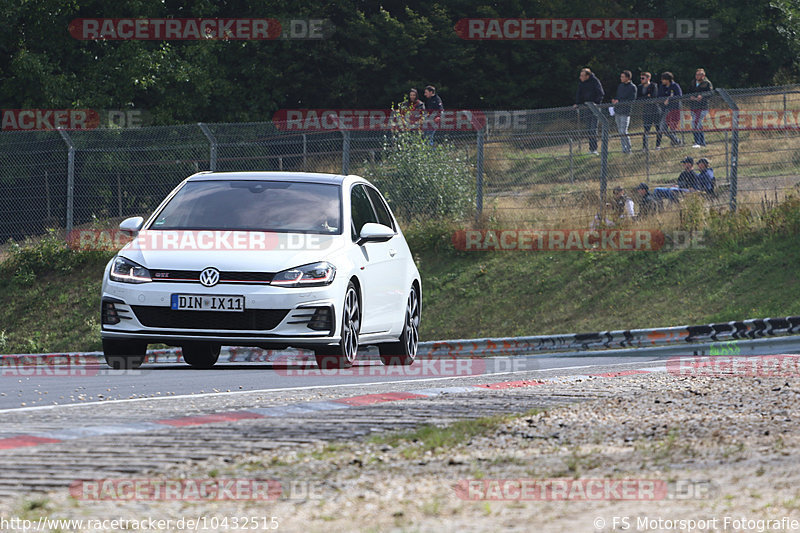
[119,216,144,235]
[357,223,395,245]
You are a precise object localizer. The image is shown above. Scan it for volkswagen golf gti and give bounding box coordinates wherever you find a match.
[100,171,421,370]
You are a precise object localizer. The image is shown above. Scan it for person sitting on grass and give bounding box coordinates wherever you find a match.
[591,186,635,229]
[634,182,661,217]
[695,157,715,195]
[653,156,697,203]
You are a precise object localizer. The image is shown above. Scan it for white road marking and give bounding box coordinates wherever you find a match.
[0,359,667,414]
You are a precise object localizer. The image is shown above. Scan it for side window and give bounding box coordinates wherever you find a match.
[365,187,395,231]
[350,184,377,240]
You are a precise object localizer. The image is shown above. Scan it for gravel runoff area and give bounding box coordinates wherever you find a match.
[3,370,800,533]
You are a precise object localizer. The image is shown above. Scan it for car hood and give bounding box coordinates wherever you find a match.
[117,231,347,272]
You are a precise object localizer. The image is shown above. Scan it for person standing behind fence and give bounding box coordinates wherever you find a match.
[611,70,636,153]
[655,72,683,149]
[687,68,713,148]
[637,72,658,151]
[573,68,605,155]
[399,88,425,130]
[423,85,443,145]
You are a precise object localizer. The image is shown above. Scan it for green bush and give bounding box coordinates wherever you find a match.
[1,230,112,286]
[363,129,476,221]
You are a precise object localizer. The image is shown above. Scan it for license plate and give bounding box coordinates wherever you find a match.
[170,294,245,312]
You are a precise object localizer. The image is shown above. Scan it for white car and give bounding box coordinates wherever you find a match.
[100,171,421,370]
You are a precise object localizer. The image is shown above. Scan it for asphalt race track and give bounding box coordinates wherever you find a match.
[0,353,665,410]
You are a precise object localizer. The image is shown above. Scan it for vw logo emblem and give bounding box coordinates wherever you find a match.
[199,267,220,287]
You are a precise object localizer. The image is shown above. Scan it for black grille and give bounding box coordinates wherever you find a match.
[221,272,274,283]
[150,270,274,283]
[132,306,289,330]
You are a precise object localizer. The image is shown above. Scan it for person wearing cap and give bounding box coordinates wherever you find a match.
[634,182,660,217]
[653,157,697,202]
[695,157,715,194]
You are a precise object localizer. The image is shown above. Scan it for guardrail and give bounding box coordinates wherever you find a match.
[1,315,799,364]
[419,315,800,357]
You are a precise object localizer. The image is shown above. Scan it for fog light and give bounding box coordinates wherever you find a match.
[102,301,120,325]
[307,307,333,331]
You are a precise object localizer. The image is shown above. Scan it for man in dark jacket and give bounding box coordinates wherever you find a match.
[637,72,659,151]
[695,157,715,194]
[573,68,604,154]
[653,157,697,202]
[655,72,683,149]
[676,156,698,190]
[423,85,443,145]
[611,70,636,153]
[687,68,713,147]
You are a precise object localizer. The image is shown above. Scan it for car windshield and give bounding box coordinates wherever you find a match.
[148,180,342,234]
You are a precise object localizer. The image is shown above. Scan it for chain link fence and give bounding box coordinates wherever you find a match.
[3,84,800,241]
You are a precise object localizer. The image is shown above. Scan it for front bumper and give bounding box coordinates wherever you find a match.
[100,279,341,346]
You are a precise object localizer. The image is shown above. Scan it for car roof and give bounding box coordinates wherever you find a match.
[185,171,353,185]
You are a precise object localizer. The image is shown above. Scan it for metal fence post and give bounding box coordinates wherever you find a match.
[341,130,351,175]
[57,129,75,233]
[198,123,217,171]
[476,127,484,215]
[717,89,739,211]
[587,103,610,199]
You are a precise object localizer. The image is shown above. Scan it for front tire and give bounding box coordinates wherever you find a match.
[181,343,221,369]
[379,288,420,366]
[103,339,147,370]
[315,282,360,369]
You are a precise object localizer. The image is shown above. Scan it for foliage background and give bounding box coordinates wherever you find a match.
[3,0,800,123]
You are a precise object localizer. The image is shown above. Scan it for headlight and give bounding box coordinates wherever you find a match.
[109,256,152,284]
[271,261,336,287]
